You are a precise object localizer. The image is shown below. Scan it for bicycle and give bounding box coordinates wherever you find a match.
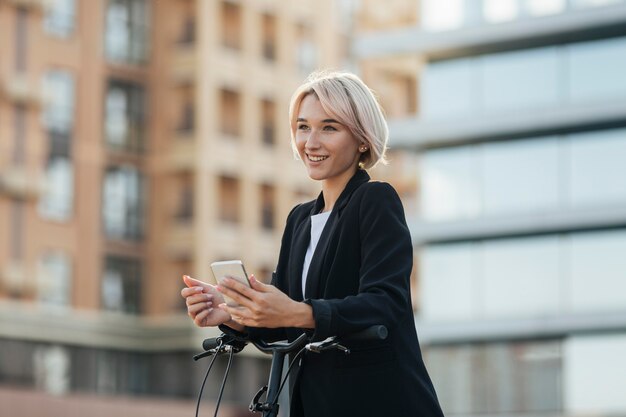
[192,325,388,417]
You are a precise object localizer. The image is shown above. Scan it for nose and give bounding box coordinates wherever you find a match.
[304,129,321,150]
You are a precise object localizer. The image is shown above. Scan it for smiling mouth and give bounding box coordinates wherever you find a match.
[307,154,329,162]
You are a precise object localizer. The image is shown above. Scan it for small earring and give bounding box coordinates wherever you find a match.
[359,145,368,152]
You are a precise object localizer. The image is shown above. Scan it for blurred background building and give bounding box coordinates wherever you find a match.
[356,0,626,416]
[0,0,345,415]
[2,0,626,416]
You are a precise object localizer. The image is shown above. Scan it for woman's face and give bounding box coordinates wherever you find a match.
[295,94,362,184]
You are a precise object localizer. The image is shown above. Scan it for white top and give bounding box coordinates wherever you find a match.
[301,211,331,297]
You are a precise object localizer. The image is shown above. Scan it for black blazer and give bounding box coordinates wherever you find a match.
[249,169,444,417]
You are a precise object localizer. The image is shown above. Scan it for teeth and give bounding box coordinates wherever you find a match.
[308,155,328,162]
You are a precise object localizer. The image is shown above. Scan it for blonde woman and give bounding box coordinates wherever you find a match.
[182,71,443,417]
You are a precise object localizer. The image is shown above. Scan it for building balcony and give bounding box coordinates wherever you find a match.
[172,44,196,85]
[0,261,33,296]
[355,2,626,60]
[166,220,194,259]
[2,0,48,11]
[168,134,196,171]
[0,74,43,107]
[0,166,47,200]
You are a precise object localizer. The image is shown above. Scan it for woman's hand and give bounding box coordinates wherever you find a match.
[181,275,232,327]
[217,275,315,329]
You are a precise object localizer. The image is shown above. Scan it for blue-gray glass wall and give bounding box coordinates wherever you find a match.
[362,0,626,415]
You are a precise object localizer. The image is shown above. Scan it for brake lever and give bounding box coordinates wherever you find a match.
[305,337,350,354]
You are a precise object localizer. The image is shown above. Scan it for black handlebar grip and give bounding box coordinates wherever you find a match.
[344,325,388,342]
[202,337,221,351]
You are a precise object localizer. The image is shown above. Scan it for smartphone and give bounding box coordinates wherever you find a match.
[210,260,251,306]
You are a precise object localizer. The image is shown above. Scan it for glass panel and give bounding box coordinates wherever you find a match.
[421,146,481,221]
[482,46,560,112]
[42,70,75,135]
[483,0,519,23]
[569,230,626,312]
[525,0,566,16]
[103,166,144,240]
[567,37,626,104]
[425,340,562,414]
[37,252,72,306]
[423,345,476,413]
[571,0,624,8]
[568,128,626,208]
[421,0,466,31]
[481,137,560,215]
[564,335,626,413]
[34,346,70,395]
[39,157,74,221]
[420,243,476,321]
[481,236,562,318]
[105,0,149,64]
[421,58,475,119]
[44,0,75,37]
[102,256,142,314]
[105,81,145,152]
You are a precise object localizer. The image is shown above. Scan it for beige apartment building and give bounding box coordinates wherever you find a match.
[0,0,344,415]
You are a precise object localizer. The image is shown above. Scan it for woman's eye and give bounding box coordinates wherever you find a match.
[297,124,309,130]
[323,125,337,131]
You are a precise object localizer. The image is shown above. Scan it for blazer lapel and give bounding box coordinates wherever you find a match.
[303,169,371,299]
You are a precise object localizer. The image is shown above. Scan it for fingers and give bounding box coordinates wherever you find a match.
[181,285,205,298]
[187,300,212,317]
[219,304,250,325]
[185,292,212,306]
[248,274,270,292]
[218,278,257,306]
[183,275,210,289]
[194,308,211,326]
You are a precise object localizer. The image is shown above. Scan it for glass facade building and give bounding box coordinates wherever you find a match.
[357,1,626,416]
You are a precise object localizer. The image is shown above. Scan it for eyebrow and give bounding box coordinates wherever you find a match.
[297,117,341,124]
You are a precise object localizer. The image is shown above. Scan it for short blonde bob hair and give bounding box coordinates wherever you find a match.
[288,70,388,170]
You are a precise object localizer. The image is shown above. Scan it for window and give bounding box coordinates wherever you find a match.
[480,137,560,215]
[44,0,76,37]
[176,86,194,133]
[40,70,75,221]
[424,340,562,414]
[39,157,74,221]
[261,98,275,146]
[178,15,195,45]
[34,345,70,395]
[218,175,240,224]
[421,0,466,31]
[102,256,142,314]
[296,23,316,74]
[481,236,562,318]
[568,128,626,208]
[221,2,241,50]
[105,0,150,64]
[37,252,72,307]
[569,230,626,312]
[567,36,626,104]
[42,70,75,135]
[174,175,194,222]
[260,183,275,230]
[420,146,481,221]
[421,58,475,119]
[103,166,145,240]
[261,13,277,62]
[219,88,241,137]
[105,80,146,153]
[482,46,560,113]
